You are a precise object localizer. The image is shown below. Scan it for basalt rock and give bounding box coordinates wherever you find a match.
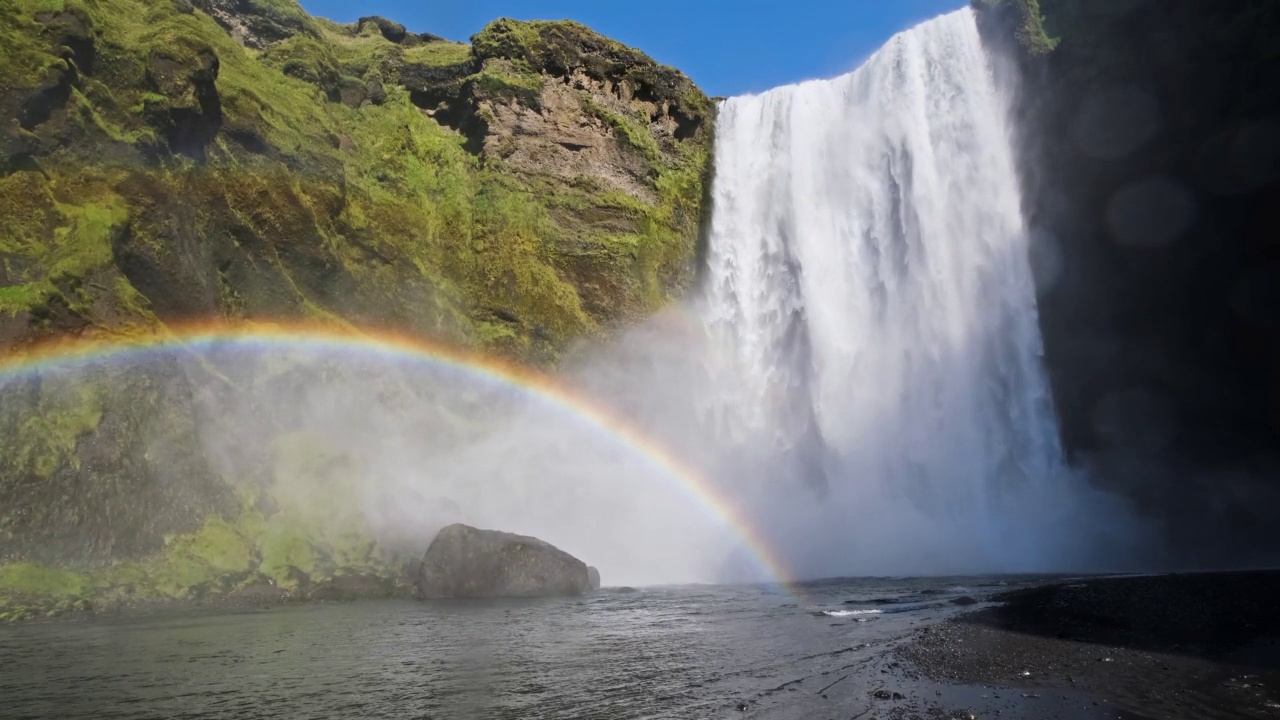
[416,524,591,599]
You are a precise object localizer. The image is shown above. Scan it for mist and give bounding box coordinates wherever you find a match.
[119,8,1153,587]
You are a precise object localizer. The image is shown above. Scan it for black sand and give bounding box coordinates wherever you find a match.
[897,571,1280,719]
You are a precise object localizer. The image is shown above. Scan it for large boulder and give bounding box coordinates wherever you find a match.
[416,524,591,598]
[587,566,601,592]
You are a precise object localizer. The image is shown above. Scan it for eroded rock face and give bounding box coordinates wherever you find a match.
[197,0,311,49]
[417,524,591,598]
[407,19,713,205]
[587,566,601,592]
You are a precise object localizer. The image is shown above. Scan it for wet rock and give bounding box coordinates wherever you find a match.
[951,596,979,606]
[310,573,397,601]
[231,581,291,603]
[416,524,591,599]
[587,566,601,592]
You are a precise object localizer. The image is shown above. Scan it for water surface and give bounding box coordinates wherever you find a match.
[1,577,1035,719]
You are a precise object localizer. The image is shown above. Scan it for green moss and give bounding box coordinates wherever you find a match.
[0,171,60,262]
[472,18,634,70]
[260,35,342,95]
[0,561,93,622]
[0,1,64,92]
[143,517,256,598]
[582,96,662,165]
[13,380,104,477]
[0,563,92,597]
[239,0,312,29]
[50,191,128,278]
[401,40,472,68]
[1,0,709,361]
[318,20,404,81]
[472,60,544,107]
[979,0,1060,55]
[0,283,52,316]
[0,169,132,320]
[258,518,317,589]
[470,18,542,62]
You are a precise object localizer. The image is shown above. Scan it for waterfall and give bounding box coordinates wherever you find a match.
[194,8,1134,586]
[695,9,1091,577]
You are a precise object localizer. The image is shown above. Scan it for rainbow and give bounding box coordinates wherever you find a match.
[0,321,795,587]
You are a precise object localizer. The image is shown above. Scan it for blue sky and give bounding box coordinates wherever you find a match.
[298,1,967,97]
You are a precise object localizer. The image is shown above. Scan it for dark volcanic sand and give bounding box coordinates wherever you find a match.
[898,571,1280,719]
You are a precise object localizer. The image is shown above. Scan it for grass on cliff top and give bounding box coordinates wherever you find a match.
[316,20,404,80]
[313,17,470,81]
[402,40,472,67]
[472,18,638,66]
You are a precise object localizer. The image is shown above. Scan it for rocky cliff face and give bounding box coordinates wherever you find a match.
[976,0,1280,564]
[0,0,712,358]
[0,0,711,618]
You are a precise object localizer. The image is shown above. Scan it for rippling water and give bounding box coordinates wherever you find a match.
[0,577,1051,719]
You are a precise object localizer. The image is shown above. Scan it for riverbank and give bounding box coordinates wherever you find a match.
[897,571,1280,719]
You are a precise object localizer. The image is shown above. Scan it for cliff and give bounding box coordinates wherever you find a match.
[0,0,713,359]
[976,0,1280,564]
[0,0,712,619]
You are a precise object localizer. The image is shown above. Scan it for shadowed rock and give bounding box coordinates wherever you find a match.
[587,566,601,591]
[416,524,590,598]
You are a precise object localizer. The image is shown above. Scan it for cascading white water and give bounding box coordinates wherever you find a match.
[695,9,1088,577]
[155,9,1138,588]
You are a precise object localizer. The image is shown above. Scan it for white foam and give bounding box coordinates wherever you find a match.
[822,609,884,617]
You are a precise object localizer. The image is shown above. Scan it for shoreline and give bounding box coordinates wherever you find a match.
[895,570,1280,719]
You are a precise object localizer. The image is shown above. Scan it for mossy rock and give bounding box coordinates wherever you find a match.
[0,361,236,565]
